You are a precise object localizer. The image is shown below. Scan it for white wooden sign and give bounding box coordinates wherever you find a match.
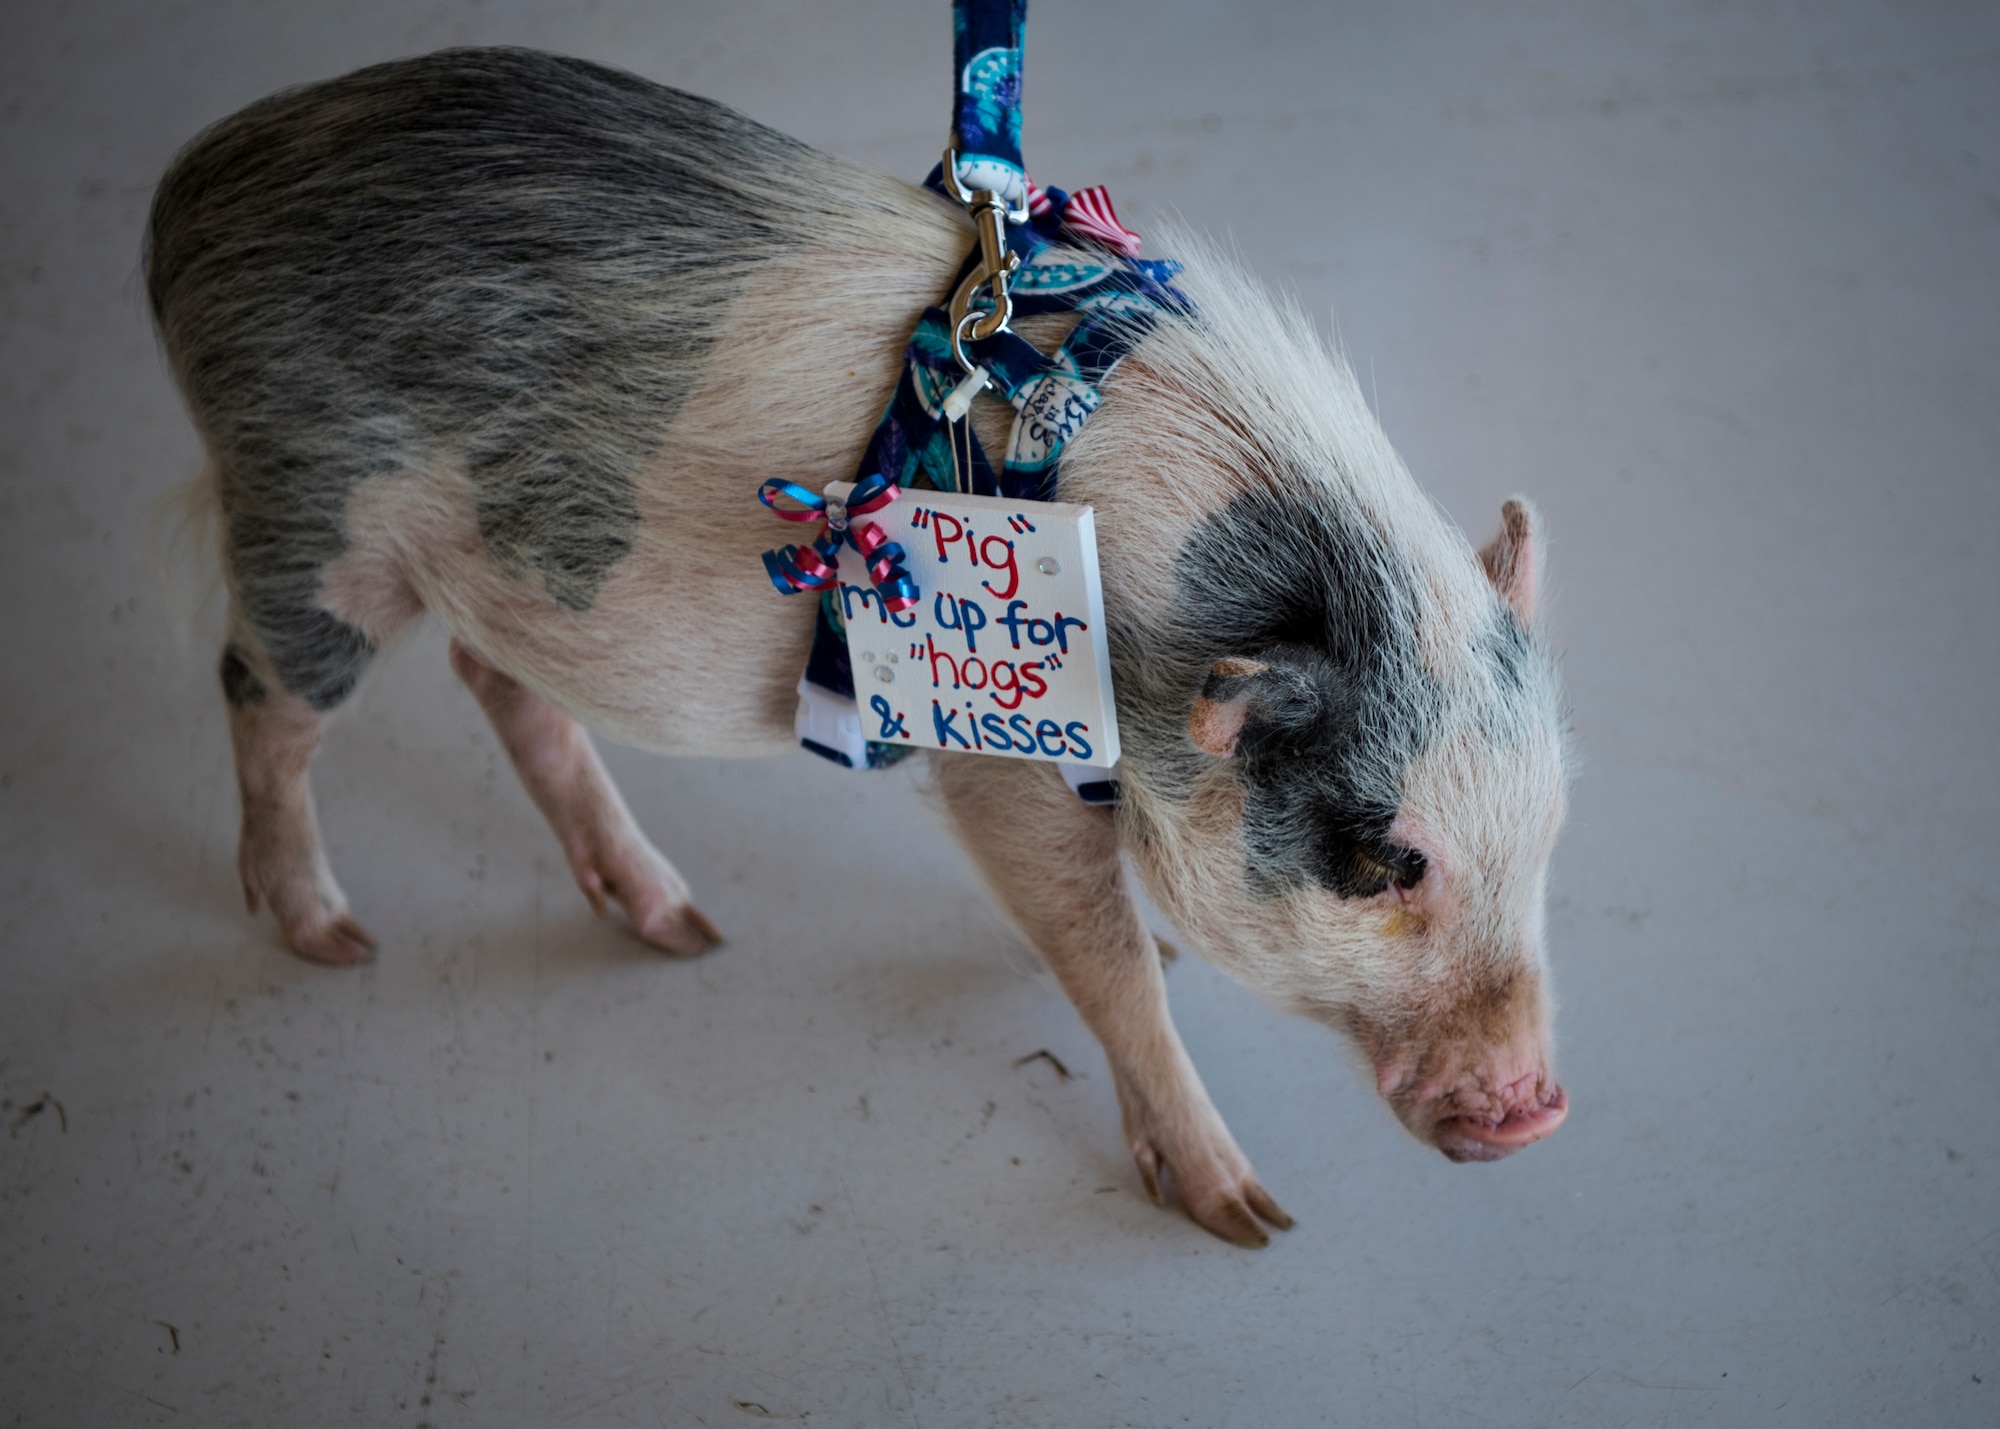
[829,481,1120,768]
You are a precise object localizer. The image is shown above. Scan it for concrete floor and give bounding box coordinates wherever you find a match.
[3,1,1997,1424]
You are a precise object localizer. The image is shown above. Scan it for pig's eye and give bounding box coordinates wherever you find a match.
[1324,838,1428,899]
[1372,846,1427,896]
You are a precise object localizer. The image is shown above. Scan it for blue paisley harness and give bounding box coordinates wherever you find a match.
[764,0,1186,801]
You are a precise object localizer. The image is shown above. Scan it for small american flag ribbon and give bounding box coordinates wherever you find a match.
[1024,179,1143,258]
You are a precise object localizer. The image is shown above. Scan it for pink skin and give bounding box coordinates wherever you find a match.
[1359,826,1568,1164]
[226,674,379,966]
[449,642,723,956]
[1424,1064,1568,1162]
[1370,1027,1569,1161]
[1434,1085,1568,1162]
[224,639,721,966]
[1373,1040,1568,1162]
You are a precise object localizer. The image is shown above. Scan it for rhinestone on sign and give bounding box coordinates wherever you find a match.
[875,666,895,683]
[861,651,876,663]
[886,652,899,663]
[1037,556,1060,576]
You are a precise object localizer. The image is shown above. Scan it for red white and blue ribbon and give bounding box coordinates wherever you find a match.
[1026,179,1143,258]
[759,473,919,613]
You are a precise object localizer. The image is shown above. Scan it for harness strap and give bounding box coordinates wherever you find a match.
[772,0,1189,792]
[949,0,1029,207]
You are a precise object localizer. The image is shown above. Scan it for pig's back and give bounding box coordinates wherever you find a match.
[148,48,848,612]
[147,48,970,750]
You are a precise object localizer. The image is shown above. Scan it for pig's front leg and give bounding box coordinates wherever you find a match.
[934,755,1292,1247]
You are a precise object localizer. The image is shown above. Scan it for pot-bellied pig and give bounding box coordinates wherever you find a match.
[147,48,1571,1246]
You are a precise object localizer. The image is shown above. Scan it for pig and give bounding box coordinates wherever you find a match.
[146,47,1570,1247]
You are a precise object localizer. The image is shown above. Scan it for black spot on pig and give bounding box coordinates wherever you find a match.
[271,613,375,712]
[220,495,381,709]
[1206,645,1435,898]
[148,48,821,702]
[1121,487,1441,899]
[219,643,265,707]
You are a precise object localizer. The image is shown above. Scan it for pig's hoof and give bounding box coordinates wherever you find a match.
[1133,1140,1294,1249]
[629,897,724,957]
[570,844,723,957]
[242,865,378,966]
[251,894,377,966]
[285,912,380,967]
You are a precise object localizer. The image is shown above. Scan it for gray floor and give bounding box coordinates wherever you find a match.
[3,2,1996,1425]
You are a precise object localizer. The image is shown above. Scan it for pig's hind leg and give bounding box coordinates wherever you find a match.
[210,451,425,963]
[219,631,380,966]
[447,641,723,956]
[935,756,1292,1248]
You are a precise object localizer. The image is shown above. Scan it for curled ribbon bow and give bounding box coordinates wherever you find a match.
[759,473,920,614]
[1025,179,1143,257]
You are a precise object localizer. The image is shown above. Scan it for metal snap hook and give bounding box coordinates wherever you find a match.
[941,143,1026,370]
[941,144,1030,224]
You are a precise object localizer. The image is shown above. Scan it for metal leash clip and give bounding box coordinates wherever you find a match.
[941,143,1029,377]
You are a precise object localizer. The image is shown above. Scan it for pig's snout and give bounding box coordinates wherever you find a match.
[1369,1038,1569,1162]
[1431,1081,1568,1163]
[1354,955,1567,1163]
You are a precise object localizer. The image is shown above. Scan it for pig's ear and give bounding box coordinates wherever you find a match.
[1478,497,1541,623]
[1188,657,1271,757]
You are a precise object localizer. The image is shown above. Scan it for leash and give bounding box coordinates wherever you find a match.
[762,0,1185,798]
